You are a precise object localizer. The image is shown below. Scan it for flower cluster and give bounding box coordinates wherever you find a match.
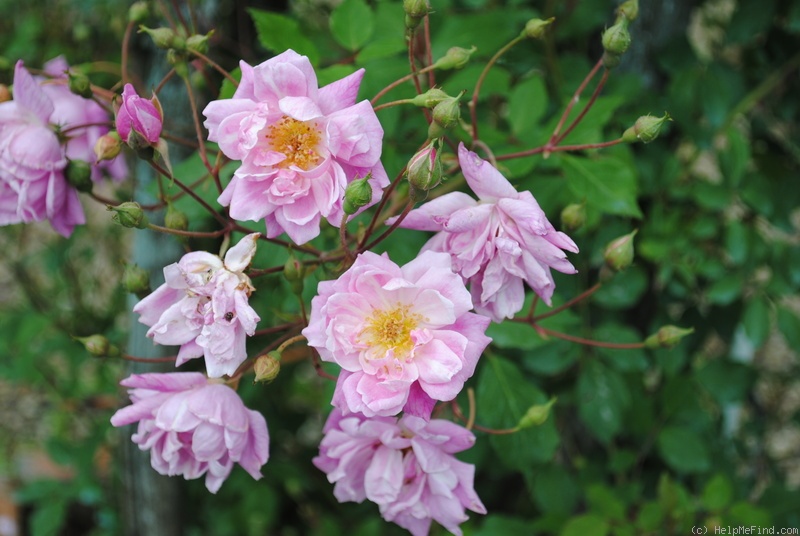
[110,373,269,493]
[202,50,388,245]
[314,409,485,536]
[394,143,579,322]
[134,233,261,378]
[0,60,125,237]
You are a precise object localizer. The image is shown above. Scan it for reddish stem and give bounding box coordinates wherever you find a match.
[536,325,645,349]
[530,282,602,322]
[549,58,603,143]
[555,68,609,145]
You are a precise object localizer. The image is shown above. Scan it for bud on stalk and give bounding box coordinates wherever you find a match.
[644,325,694,349]
[407,142,443,193]
[254,351,281,384]
[108,201,148,229]
[603,230,637,272]
[433,46,477,71]
[622,113,672,144]
[343,175,373,215]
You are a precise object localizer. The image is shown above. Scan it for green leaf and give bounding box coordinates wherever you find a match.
[561,155,642,218]
[477,355,559,470]
[248,9,320,66]
[728,501,772,526]
[592,266,648,310]
[657,426,710,473]
[486,320,545,350]
[702,474,733,511]
[777,306,800,348]
[218,66,242,100]
[330,0,374,51]
[507,76,548,140]
[474,515,535,535]
[577,360,630,443]
[532,465,580,515]
[742,296,770,348]
[706,274,742,305]
[560,514,609,536]
[30,498,68,536]
[586,485,626,522]
[696,359,753,404]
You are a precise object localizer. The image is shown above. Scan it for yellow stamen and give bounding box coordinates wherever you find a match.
[265,115,322,170]
[360,304,421,358]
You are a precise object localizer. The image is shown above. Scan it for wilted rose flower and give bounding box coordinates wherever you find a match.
[314,409,486,536]
[115,83,163,148]
[303,250,491,417]
[202,49,388,245]
[391,143,579,322]
[134,233,261,377]
[110,372,269,493]
[41,56,127,182]
[0,60,85,236]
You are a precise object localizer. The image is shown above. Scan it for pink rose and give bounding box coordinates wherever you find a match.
[41,56,127,182]
[0,60,85,236]
[202,50,388,245]
[391,143,579,322]
[314,409,486,536]
[115,83,163,147]
[110,372,269,493]
[302,250,491,417]
[133,233,261,377]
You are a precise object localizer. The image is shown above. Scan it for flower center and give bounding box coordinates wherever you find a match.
[360,304,421,357]
[265,115,322,170]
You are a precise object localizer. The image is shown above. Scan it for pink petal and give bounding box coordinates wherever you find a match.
[13,60,54,123]
[318,69,365,115]
[457,143,518,201]
[224,232,260,271]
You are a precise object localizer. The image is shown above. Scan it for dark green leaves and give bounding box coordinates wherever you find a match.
[657,426,710,474]
[578,360,630,443]
[330,0,374,51]
[248,9,320,65]
[561,155,643,218]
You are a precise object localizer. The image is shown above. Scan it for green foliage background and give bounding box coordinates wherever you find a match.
[1,0,799,535]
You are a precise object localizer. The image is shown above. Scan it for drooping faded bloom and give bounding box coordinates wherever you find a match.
[41,56,127,182]
[134,233,261,377]
[0,60,85,236]
[302,250,491,417]
[110,372,269,493]
[115,83,163,148]
[202,49,388,245]
[391,143,579,322]
[313,409,486,536]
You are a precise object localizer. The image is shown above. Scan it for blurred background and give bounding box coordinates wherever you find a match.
[0,0,799,534]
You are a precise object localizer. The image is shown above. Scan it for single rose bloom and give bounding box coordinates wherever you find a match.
[110,372,269,493]
[202,49,388,245]
[133,233,261,377]
[303,250,491,417]
[41,56,127,182]
[313,409,486,536]
[0,60,84,236]
[391,143,579,322]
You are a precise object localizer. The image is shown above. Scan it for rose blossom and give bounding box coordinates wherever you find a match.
[110,372,269,493]
[302,250,491,417]
[115,82,163,147]
[0,60,84,236]
[391,143,579,322]
[41,56,127,182]
[313,409,486,536]
[202,49,389,245]
[134,233,261,377]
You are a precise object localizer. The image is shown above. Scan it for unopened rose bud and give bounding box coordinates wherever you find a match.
[521,17,555,39]
[67,71,92,99]
[428,91,464,138]
[186,31,213,55]
[560,202,586,232]
[284,253,304,295]
[433,46,477,71]
[603,230,637,272]
[0,84,10,103]
[410,88,451,109]
[123,263,151,298]
[343,175,373,215]
[108,201,148,229]
[94,132,122,163]
[128,1,149,23]
[139,26,178,49]
[517,398,556,430]
[644,325,694,349]
[602,51,622,69]
[166,49,190,79]
[602,20,631,56]
[65,159,93,193]
[116,84,163,149]
[403,0,430,30]
[253,351,281,384]
[407,142,443,193]
[75,334,119,357]
[622,113,672,144]
[165,203,188,232]
[617,0,639,22]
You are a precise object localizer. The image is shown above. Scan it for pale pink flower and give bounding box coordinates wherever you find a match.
[115,83,163,147]
[302,250,491,417]
[41,56,127,182]
[391,143,579,322]
[134,233,261,377]
[313,409,486,536]
[0,60,85,236]
[110,372,269,493]
[202,50,388,245]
